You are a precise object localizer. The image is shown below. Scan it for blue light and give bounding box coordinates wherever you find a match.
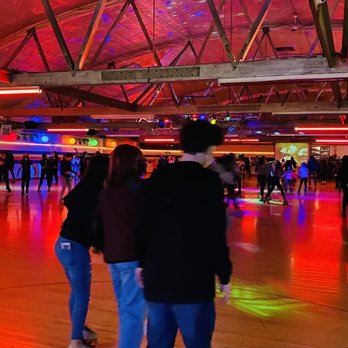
[105,35,111,44]
[102,13,111,24]
[199,114,206,120]
[194,11,204,17]
[228,126,235,133]
[41,135,49,143]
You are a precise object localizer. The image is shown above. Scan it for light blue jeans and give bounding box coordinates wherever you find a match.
[109,261,146,348]
[55,236,91,340]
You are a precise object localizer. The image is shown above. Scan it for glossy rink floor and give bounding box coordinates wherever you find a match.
[0,179,347,348]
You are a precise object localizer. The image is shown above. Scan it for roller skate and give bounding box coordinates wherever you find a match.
[82,326,97,347]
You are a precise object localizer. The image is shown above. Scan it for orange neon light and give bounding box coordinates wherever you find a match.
[295,127,348,131]
[47,128,89,132]
[143,138,176,142]
[227,139,259,142]
[315,139,348,143]
[0,87,42,95]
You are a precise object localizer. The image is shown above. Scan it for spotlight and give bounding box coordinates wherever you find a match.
[158,119,165,129]
[210,116,217,125]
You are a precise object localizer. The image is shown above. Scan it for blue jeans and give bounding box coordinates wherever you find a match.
[147,302,215,348]
[55,236,91,340]
[109,261,146,348]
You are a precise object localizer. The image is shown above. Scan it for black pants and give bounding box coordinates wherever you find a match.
[257,175,267,198]
[0,168,10,190]
[21,175,30,193]
[38,170,52,189]
[342,185,348,215]
[265,176,286,201]
[53,168,58,184]
[298,178,308,193]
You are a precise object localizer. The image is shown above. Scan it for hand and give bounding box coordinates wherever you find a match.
[135,267,144,288]
[219,282,231,304]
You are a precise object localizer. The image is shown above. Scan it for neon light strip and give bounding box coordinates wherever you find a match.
[226,139,259,142]
[295,127,348,131]
[141,149,274,155]
[47,128,89,132]
[143,138,176,142]
[0,87,42,95]
[108,134,141,138]
[315,139,348,143]
[0,140,110,151]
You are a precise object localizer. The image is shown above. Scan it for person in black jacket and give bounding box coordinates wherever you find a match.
[37,153,53,191]
[59,153,76,201]
[136,120,232,348]
[337,155,348,217]
[17,153,36,195]
[55,155,109,348]
[0,152,11,192]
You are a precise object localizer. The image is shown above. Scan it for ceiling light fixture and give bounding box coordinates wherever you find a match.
[315,139,348,144]
[143,138,176,142]
[47,128,89,132]
[0,87,42,95]
[295,126,348,131]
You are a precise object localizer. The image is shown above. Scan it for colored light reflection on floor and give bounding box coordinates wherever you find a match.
[216,283,306,318]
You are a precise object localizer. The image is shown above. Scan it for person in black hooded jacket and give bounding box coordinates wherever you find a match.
[136,121,232,348]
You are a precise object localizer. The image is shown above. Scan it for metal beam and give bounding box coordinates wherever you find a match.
[4,32,32,68]
[238,0,265,60]
[41,0,75,72]
[308,0,336,67]
[46,87,136,111]
[196,0,225,64]
[206,0,236,68]
[236,0,272,64]
[131,0,161,66]
[88,0,131,68]
[4,57,348,87]
[75,0,108,73]
[29,28,50,72]
[308,0,340,56]
[2,102,348,117]
[342,0,348,58]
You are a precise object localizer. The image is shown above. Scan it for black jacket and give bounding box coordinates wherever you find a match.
[136,161,232,304]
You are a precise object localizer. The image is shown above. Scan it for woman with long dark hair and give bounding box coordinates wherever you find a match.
[95,144,146,348]
[55,155,109,348]
[337,155,348,217]
[17,153,36,195]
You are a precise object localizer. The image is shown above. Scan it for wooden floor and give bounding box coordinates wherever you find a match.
[0,178,348,348]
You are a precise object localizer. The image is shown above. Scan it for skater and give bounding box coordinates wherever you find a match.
[297,162,309,194]
[255,157,269,201]
[17,153,36,195]
[52,151,60,185]
[0,152,11,192]
[307,155,319,190]
[55,155,109,348]
[5,150,15,181]
[59,153,76,201]
[264,160,289,205]
[94,145,147,348]
[336,155,348,217]
[38,153,53,191]
[283,165,295,194]
[135,121,232,348]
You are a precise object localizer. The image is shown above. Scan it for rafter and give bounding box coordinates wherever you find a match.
[4,57,348,88]
[2,102,348,117]
[45,87,136,111]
